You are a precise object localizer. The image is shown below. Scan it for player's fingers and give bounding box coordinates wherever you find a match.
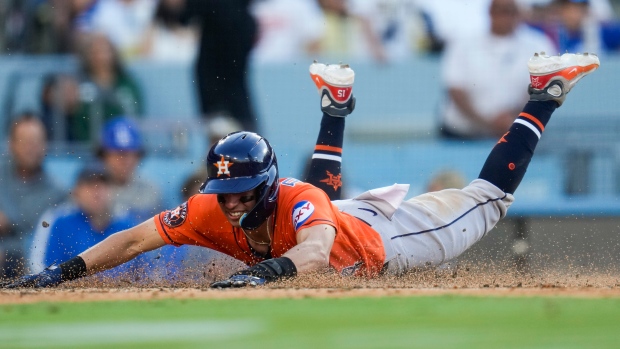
[231,279,250,287]
[210,279,233,288]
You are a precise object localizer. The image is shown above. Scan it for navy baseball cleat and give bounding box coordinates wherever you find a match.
[528,52,600,106]
[310,61,355,117]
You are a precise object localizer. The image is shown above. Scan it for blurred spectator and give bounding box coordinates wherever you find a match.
[137,0,198,62]
[205,114,243,147]
[28,162,146,278]
[520,0,556,25]
[521,0,616,22]
[0,113,68,278]
[439,0,556,139]
[585,0,616,21]
[180,166,207,202]
[426,169,467,192]
[249,0,325,64]
[40,73,81,141]
[97,115,190,281]
[73,32,144,142]
[317,0,352,60]
[416,0,492,54]
[347,0,421,63]
[181,0,258,145]
[96,116,162,222]
[532,0,620,54]
[89,0,157,60]
[0,0,90,54]
[98,116,189,282]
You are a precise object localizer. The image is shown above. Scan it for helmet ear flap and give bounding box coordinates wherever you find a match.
[240,164,279,231]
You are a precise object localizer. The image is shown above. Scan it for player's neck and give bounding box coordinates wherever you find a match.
[242,216,273,248]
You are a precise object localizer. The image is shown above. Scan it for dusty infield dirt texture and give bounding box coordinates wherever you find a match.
[2,263,620,304]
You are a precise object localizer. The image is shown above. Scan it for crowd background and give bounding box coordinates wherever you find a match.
[1,0,619,280]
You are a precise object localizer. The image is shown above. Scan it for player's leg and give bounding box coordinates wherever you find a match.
[382,53,600,274]
[478,52,600,194]
[304,62,355,200]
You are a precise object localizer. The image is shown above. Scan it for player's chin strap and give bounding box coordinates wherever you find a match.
[239,167,279,231]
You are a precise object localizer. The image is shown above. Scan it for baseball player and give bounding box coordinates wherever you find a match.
[1,52,599,288]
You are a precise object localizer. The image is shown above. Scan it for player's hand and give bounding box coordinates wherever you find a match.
[210,258,296,288]
[1,265,64,289]
[210,274,267,288]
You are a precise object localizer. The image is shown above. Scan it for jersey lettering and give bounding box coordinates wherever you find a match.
[292,200,314,230]
[282,178,301,187]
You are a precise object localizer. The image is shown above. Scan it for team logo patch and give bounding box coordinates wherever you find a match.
[214,155,233,177]
[320,170,342,191]
[163,202,188,227]
[292,201,315,230]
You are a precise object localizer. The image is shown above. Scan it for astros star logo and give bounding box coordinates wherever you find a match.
[214,155,233,177]
[320,170,342,191]
[530,76,541,88]
[498,131,509,144]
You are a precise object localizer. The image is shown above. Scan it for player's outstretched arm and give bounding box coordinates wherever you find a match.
[1,219,166,288]
[210,224,335,288]
[79,219,166,274]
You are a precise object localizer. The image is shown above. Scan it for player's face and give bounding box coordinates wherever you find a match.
[216,189,257,227]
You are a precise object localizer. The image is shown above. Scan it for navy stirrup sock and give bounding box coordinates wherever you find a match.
[478,101,556,194]
[305,113,345,200]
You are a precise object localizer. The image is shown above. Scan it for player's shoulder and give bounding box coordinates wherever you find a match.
[279,177,318,193]
[280,177,324,200]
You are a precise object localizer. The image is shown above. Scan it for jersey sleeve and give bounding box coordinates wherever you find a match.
[281,180,338,233]
[153,194,223,247]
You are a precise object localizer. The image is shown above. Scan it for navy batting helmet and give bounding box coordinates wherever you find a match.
[200,131,279,230]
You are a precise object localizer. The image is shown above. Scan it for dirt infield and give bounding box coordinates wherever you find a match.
[2,265,619,304]
[2,285,620,305]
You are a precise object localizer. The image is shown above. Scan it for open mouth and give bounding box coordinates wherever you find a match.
[226,211,245,221]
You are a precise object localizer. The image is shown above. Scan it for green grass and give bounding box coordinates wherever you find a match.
[1,295,620,349]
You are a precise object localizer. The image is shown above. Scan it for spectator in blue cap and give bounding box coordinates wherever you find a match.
[28,162,146,279]
[97,116,162,222]
[96,116,187,282]
[532,0,620,54]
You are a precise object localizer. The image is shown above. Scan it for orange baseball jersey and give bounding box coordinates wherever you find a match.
[154,178,386,277]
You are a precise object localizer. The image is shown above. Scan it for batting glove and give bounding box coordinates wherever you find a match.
[2,264,64,289]
[210,274,267,288]
[210,257,297,288]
